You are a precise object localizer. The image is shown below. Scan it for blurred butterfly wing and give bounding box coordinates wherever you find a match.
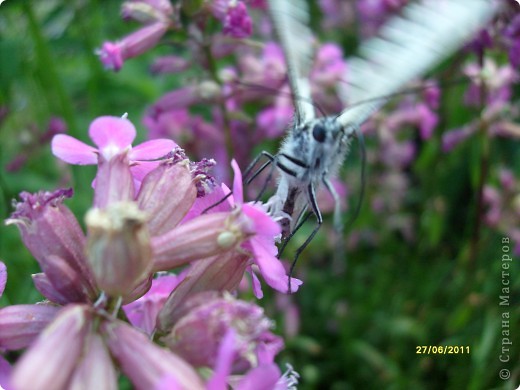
[268,0,315,124]
[338,0,498,129]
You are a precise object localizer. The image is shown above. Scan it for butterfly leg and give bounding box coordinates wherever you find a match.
[288,183,322,293]
[243,151,275,184]
[277,207,311,259]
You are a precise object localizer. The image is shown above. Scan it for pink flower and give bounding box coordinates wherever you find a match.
[229,160,303,296]
[98,22,169,71]
[206,328,297,390]
[222,2,253,39]
[165,292,283,370]
[123,273,185,334]
[52,116,175,184]
[209,1,253,39]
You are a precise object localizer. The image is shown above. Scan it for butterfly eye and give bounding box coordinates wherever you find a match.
[312,124,326,143]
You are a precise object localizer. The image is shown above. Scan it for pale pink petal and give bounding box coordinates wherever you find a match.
[248,267,264,299]
[0,354,12,390]
[250,239,302,294]
[236,364,281,390]
[231,159,244,204]
[89,116,136,151]
[130,139,176,160]
[155,375,183,390]
[206,329,236,390]
[51,134,98,165]
[0,262,6,297]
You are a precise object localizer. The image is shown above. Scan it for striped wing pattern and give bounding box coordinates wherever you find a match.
[337,0,497,128]
[267,0,315,124]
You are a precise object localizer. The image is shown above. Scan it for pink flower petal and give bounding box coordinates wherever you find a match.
[0,354,12,390]
[155,375,183,390]
[51,134,98,165]
[89,116,136,155]
[0,262,6,297]
[231,159,244,204]
[248,267,264,299]
[236,363,281,390]
[250,239,302,294]
[130,139,176,160]
[207,329,236,390]
[243,204,281,238]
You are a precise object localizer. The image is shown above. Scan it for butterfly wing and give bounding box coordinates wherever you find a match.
[267,0,315,124]
[337,0,498,129]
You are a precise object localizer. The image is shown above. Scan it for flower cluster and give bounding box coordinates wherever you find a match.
[0,116,299,389]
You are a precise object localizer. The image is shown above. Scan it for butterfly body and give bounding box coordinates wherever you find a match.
[268,116,356,237]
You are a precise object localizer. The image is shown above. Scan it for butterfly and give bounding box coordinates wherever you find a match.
[247,0,499,290]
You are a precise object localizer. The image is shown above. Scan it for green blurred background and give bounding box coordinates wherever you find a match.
[0,1,518,389]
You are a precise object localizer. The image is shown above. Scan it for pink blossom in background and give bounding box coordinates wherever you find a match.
[0,261,6,298]
[98,22,170,71]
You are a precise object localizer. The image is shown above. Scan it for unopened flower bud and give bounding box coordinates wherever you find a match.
[157,252,249,332]
[86,202,152,296]
[164,292,283,369]
[137,161,196,236]
[6,189,96,292]
[98,22,169,71]
[151,212,243,271]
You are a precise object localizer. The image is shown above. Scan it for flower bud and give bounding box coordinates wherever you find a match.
[98,22,169,71]
[157,252,249,333]
[11,305,91,390]
[86,202,152,296]
[164,292,283,370]
[32,273,69,305]
[6,189,95,291]
[0,304,61,350]
[137,161,196,236]
[151,212,241,271]
[39,254,96,303]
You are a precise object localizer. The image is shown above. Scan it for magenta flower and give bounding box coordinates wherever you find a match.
[228,160,303,296]
[209,1,253,39]
[123,273,186,334]
[52,116,175,183]
[222,2,253,38]
[98,22,169,71]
